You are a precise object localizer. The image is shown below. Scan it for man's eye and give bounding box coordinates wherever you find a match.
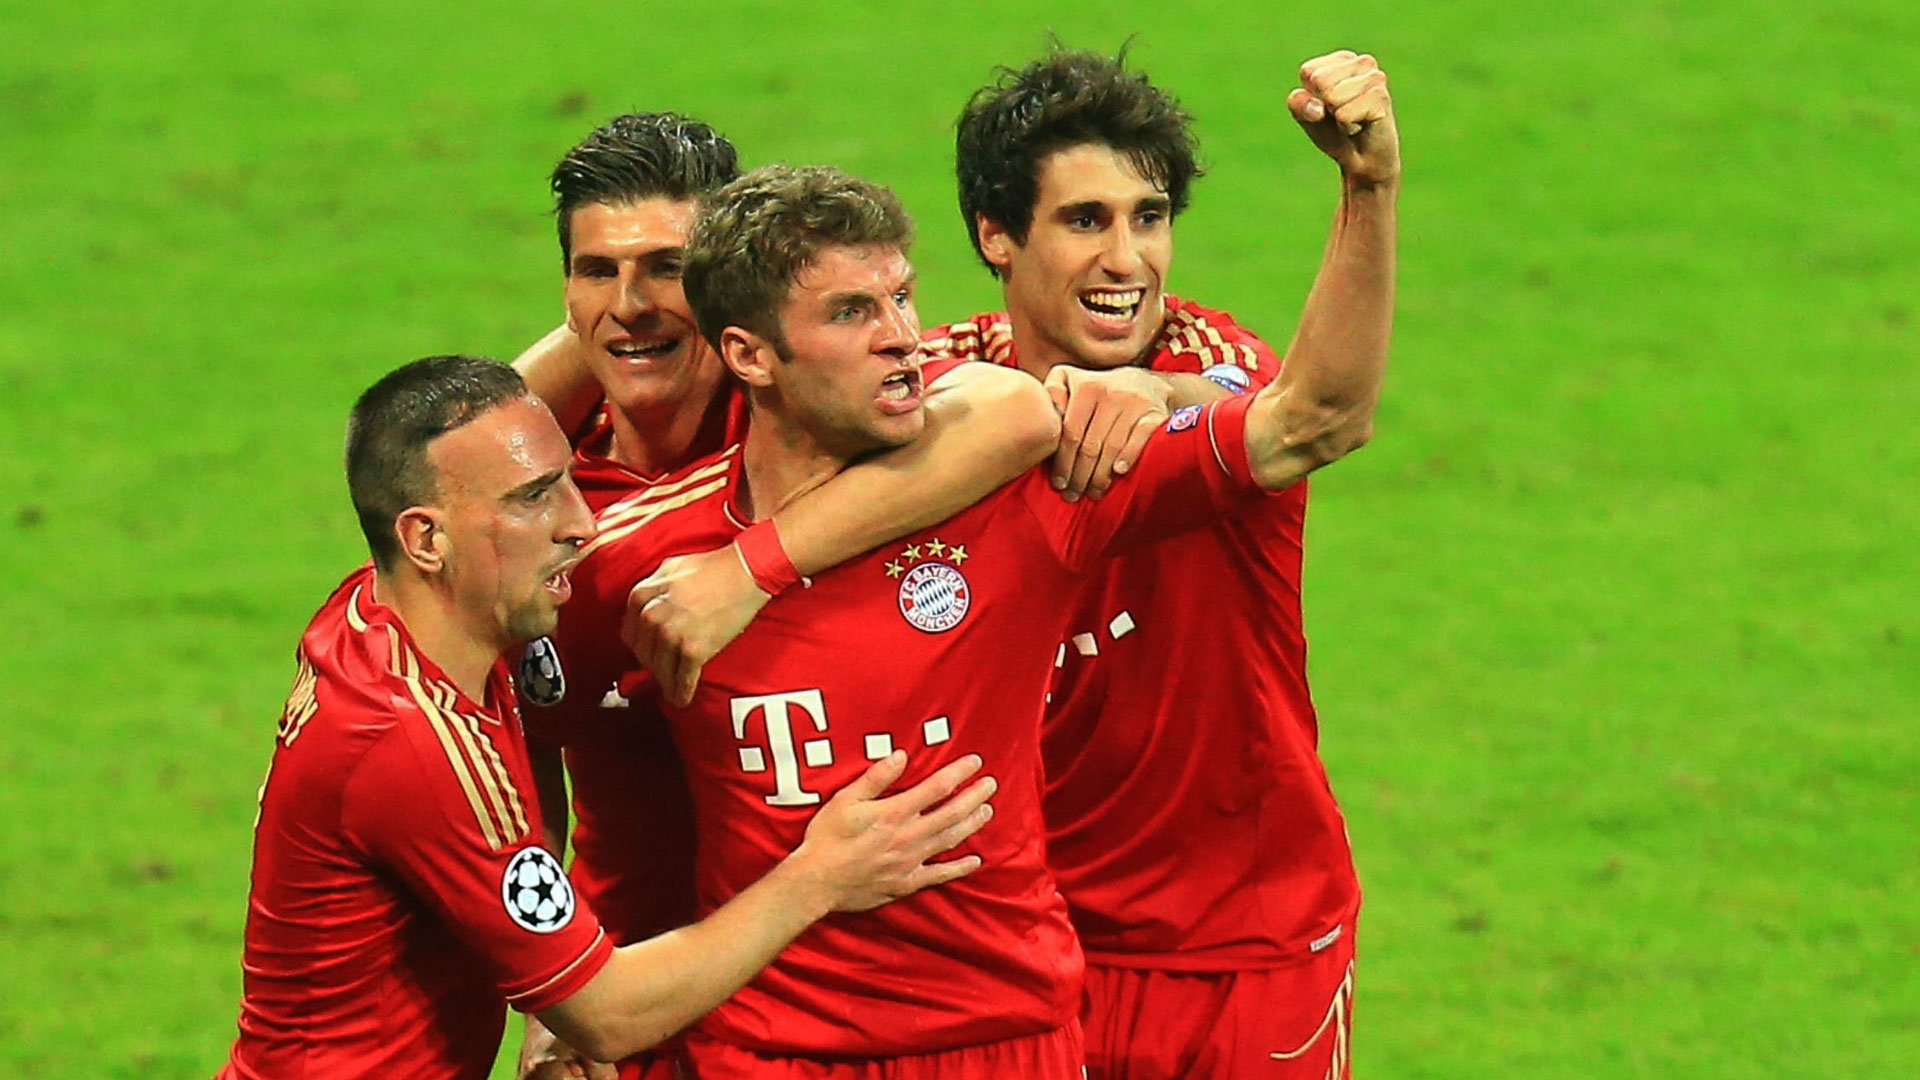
[655,260,683,279]
[1068,215,1097,230]
[1137,210,1166,227]
[892,289,912,307]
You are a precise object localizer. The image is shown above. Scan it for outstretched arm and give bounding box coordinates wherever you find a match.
[537,750,995,1060]
[626,362,1059,703]
[1245,50,1400,490]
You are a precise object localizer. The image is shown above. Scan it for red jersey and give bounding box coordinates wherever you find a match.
[219,566,613,1080]
[548,389,1279,1058]
[923,297,1361,970]
[519,397,745,946]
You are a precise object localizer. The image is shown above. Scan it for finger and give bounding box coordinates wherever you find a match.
[1082,403,1156,499]
[907,776,997,850]
[1042,365,1072,418]
[585,1063,620,1080]
[1331,82,1392,131]
[1286,87,1325,126]
[644,610,685,706]
[1051,381,1101,494]
[672,654,704,708]
[922,799,994,855]
[1107,410,1160,481]
[1298,49,1363,91]
[1065,400,1126,498]
[884,752,984,815]
[837,749,908,802]
[902,853,984,894]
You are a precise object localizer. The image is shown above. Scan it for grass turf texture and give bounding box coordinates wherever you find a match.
[2,1,1915,1075]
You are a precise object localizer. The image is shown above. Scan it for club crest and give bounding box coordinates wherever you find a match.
[884,537,972,634]
[519,636,566,706]
[1167,404,1204,433]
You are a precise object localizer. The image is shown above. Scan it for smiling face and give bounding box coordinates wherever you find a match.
[562,198,725,419]
[424,395,595,650]
[735,244,925,459]
[979,142,1174,374]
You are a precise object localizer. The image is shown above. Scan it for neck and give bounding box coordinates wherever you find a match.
[737,397,849,523]
[373,570,500,704]
[606,377,729,476]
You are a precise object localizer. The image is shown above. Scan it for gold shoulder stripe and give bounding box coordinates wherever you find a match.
[393,644,528,851]
[345,586,370,632]
[581,474,731,558]
[596,447,738,524]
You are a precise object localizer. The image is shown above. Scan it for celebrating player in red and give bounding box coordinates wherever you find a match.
[546,150,1390,1078]
[217,356,996,1080]
[509,112,1069,1080]
[922,48,1399,1079]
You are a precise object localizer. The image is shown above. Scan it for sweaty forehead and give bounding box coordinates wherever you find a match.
[427,396,569,497]
[1035,143,1163,206]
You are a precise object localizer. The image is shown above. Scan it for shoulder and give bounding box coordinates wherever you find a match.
[580,443,741,564]
[1151,295,1280,390]
[923,311,1017,368]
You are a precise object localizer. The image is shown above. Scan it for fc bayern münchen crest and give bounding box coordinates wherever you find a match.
[899,562,971,633]
[501,846,575,933]
[519,636,566,706]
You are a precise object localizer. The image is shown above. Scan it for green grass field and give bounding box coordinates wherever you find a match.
[3,1,1916,1075]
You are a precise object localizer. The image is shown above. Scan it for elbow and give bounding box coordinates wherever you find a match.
[1250,403,1376,490]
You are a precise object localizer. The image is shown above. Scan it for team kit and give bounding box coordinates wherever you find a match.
[218,46,1400,1080]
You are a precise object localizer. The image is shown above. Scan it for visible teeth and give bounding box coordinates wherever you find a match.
[611,339,676,357]
[1082,289,1143,315]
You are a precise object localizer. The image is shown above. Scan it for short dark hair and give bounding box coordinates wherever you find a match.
[550,112,741,270]
[345,356,529,571]
[954,47,1203,273]
[683,165,914,354]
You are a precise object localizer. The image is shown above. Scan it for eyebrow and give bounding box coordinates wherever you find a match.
[503,467,567,501]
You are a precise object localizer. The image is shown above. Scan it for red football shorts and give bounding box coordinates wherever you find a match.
[682,1023,1083,1080]
[1083,929,1356,1080]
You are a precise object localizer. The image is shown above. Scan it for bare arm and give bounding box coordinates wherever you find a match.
[625,362,1059,703]
[536,751,995,1060]
[1246,51,1400,490]
[513,324,603,437]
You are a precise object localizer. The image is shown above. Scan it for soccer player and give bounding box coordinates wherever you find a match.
[922,49,1400,1079]
[549,157,1388,1079]
[508,113,1068,1080]
[217,355,997,1080]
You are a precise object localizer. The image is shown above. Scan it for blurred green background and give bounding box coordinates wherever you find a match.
[2,1,1915,1075]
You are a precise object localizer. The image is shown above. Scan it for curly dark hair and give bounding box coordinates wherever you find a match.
[954,47,1203,274]
[684,165,913,355]
[549,112,740,270]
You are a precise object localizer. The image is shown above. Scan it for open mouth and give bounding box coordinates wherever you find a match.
[606,337,681,361]
[1079,287,1145,323]
[542,563,577,603]
[877,367,923,409]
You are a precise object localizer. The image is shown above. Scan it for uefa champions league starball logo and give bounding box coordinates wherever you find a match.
[501,847,574,933]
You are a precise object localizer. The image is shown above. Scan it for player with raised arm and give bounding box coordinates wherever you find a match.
[555,156,1388,1078]
[508,112,1063,1079]
[925,48,1398,1079]
[216,356,996,1080]
[615,47,1399,1080]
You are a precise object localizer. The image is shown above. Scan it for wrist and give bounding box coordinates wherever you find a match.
[734,520,801,596]
[766,843,839,924]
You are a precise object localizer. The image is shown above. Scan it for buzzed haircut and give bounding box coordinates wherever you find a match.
[683,164,914,355]
[549,112,741,269]
[345,355,529,571]
[954,47,1203,274]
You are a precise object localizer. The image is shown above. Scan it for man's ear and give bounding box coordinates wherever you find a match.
[395,507,447,573]
[976,214,1016,273]
[719,326,778,389]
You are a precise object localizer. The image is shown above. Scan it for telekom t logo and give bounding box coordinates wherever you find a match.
[731,689,832,807]
[729,689,955,807]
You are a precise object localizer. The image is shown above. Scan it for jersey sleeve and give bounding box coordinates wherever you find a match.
[341,720,614,1013]
[1023,391,1279,570]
